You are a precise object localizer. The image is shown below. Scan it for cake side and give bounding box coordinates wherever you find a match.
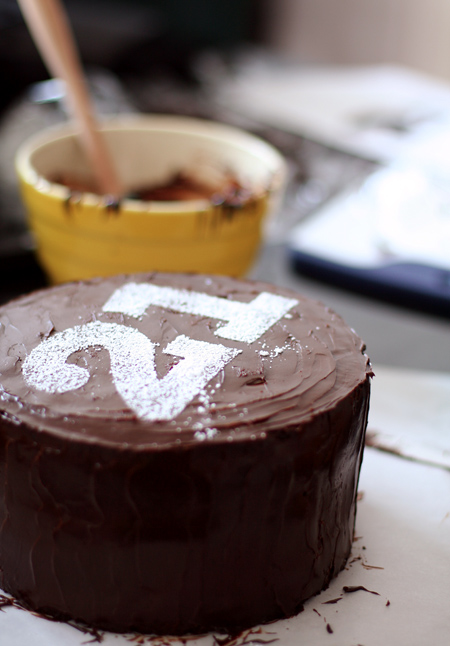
[0,273,372,635]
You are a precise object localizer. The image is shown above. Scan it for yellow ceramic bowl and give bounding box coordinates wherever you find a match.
[15,115,286,284]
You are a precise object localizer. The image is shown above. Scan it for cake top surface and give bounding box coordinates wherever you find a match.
[0,273,371,448]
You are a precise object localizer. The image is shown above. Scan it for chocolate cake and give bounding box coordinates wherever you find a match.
[0,273,372,635]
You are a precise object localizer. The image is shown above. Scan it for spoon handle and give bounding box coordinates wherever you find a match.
[18,0,122,196]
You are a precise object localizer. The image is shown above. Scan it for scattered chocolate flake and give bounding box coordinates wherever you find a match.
[349,556,362,564]
[326,624,333,634]
[212,627,279,646]
[81,632,104,645]
[126,636,147,645]
[322,597,343,605]
[343,586,380,596]
[61,620,104,643]
[313,608,322,617]
[213,627,279,646]
[242,632,279,646]
[0,594,15,611]
[362,563,384,570]
[127,635,202,646]
[386,600,391,607]
[245,377,266,386]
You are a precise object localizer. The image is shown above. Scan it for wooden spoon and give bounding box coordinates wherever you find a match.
[17,0,122,196]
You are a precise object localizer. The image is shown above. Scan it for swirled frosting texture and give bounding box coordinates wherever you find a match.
[0,273,370,446]
[0,273,372,635]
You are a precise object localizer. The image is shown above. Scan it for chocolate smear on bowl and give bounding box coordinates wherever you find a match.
[51,167,258,213]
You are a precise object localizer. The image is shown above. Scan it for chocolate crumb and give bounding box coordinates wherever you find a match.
[386,600,391,607]
[322,597,343,605]
[313,608,322,617]
[326,623,333,634]
[343,585,380,596]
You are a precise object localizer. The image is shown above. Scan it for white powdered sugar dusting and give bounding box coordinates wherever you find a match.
[194,428,218,441]
[257,341,291,360]
[20,281,299,426]
[103,283,297,344]
[22,321,240,422]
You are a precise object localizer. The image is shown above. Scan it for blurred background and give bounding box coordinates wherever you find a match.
[4,0,450,110]
[0,0,449,371]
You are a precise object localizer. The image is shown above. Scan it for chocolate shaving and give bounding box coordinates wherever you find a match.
[0,594,15,611]
[246,377,266,386]
[322,597,343,605]
[127,635,203,646]
[326,624,333,634]
[343,585,380,596]
[81,633,104,644]
[213,628,279,646]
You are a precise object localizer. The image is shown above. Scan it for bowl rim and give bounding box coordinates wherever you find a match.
[15,114,287,214]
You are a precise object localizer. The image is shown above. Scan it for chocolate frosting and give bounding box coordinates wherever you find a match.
[0,273,370,446]
[0,273,372,635]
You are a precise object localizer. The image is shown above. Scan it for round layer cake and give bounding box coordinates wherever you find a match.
[0,273,372,635]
